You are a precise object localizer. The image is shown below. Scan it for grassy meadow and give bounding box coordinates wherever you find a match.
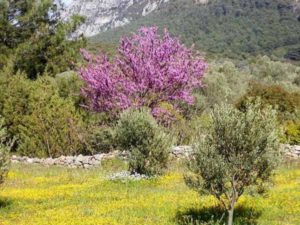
[0,160,299,225]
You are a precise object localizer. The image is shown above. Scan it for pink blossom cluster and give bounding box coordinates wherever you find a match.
[79,27,207,115]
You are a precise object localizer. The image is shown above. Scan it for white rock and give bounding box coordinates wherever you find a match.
[60,0,168,37]
[27,158,34,164]
[93,154,103,161]
[45,158,55,165]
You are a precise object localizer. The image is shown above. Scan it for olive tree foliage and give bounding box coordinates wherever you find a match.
[185,101,281,225]
[115,108,172,176]
[0,116,10,185]
[249,56,300,91]
[199,61,250,109]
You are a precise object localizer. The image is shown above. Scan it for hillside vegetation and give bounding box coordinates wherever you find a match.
[90,0,300,60]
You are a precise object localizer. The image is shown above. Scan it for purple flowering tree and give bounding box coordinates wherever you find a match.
[79,27,207,117]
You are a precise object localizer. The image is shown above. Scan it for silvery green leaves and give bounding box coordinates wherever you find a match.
[186,101,282,225]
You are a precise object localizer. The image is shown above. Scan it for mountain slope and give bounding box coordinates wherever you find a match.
[61,0,168,37]
[90,0,300,59]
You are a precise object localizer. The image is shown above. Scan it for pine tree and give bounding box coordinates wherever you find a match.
[0,0,86,78]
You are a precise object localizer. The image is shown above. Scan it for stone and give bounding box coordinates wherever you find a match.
[82,156,92,165]
[93,154,103,161]
[108,171,151,181]
[76,154,84,162]
[119,151,130,159]
[83,164,92,169]
[60,0,168,37]
[44,158,55,166]
[89,158,101,166]
[27,158,34,164]
[20,157,28,162]
[74,159,83,167]
[15,144,300,169]
[172,146,193,157]
[65,156,75,164]
[32,158,40,163]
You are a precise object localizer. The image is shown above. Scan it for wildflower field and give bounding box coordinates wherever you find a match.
[0,160,299,225]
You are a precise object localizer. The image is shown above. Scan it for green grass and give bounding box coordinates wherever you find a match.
[0,160,299,225]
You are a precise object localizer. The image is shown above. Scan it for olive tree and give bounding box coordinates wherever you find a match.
[185,101,282,225]
[115,108,172,176]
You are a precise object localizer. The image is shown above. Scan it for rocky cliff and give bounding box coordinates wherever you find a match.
[61,0,169,37]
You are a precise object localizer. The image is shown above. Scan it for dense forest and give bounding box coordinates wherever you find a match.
[91,0,300,60]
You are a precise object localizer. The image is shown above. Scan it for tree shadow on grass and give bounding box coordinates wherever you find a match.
[176,205,261,225]
[0,198,12,209]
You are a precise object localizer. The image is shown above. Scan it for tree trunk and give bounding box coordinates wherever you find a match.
[227,207,234,225]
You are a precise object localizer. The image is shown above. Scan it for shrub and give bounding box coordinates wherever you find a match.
[199,61,250,109]
[55,71,85,108]
[0,116,10,185]
[88,126,116,154]
[0,74,33,141]
[170,114,211,146]
[1,75,88,157]
[294,75,300,86]
[283,119,300,145]
[249,56,300,90]
[151,102,184,127]
[115,108,172,176]
[186,101,281,225]
[237,82,300,122]
[18,95,86,158]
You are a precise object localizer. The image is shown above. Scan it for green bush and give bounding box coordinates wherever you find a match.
[199,61,250,109]
[283,120,300,145]
[237,82,300,122]
[249,56,300,90]
[0,74,33,140]
[0,75,88,157]
[18,95,86,158]
[88,126,116,154]
[186,101,281,225]
[0,116,10,185]
[55,71,85,108]
[116,108,172,176]
[170,114,212,146]
[294,75,300,86]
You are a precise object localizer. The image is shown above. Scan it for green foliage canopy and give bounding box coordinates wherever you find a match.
[186,101,281,225]
[0,116,10,185]
[92,0,300,60]
[116,108,172,176]
[0,0,86,78]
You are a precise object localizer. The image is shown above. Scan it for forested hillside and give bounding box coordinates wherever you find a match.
[91,0,300,59]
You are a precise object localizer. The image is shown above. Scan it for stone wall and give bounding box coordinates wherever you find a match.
[11,145,300,169]
[11,151,129,169]
[282,144,300,158]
